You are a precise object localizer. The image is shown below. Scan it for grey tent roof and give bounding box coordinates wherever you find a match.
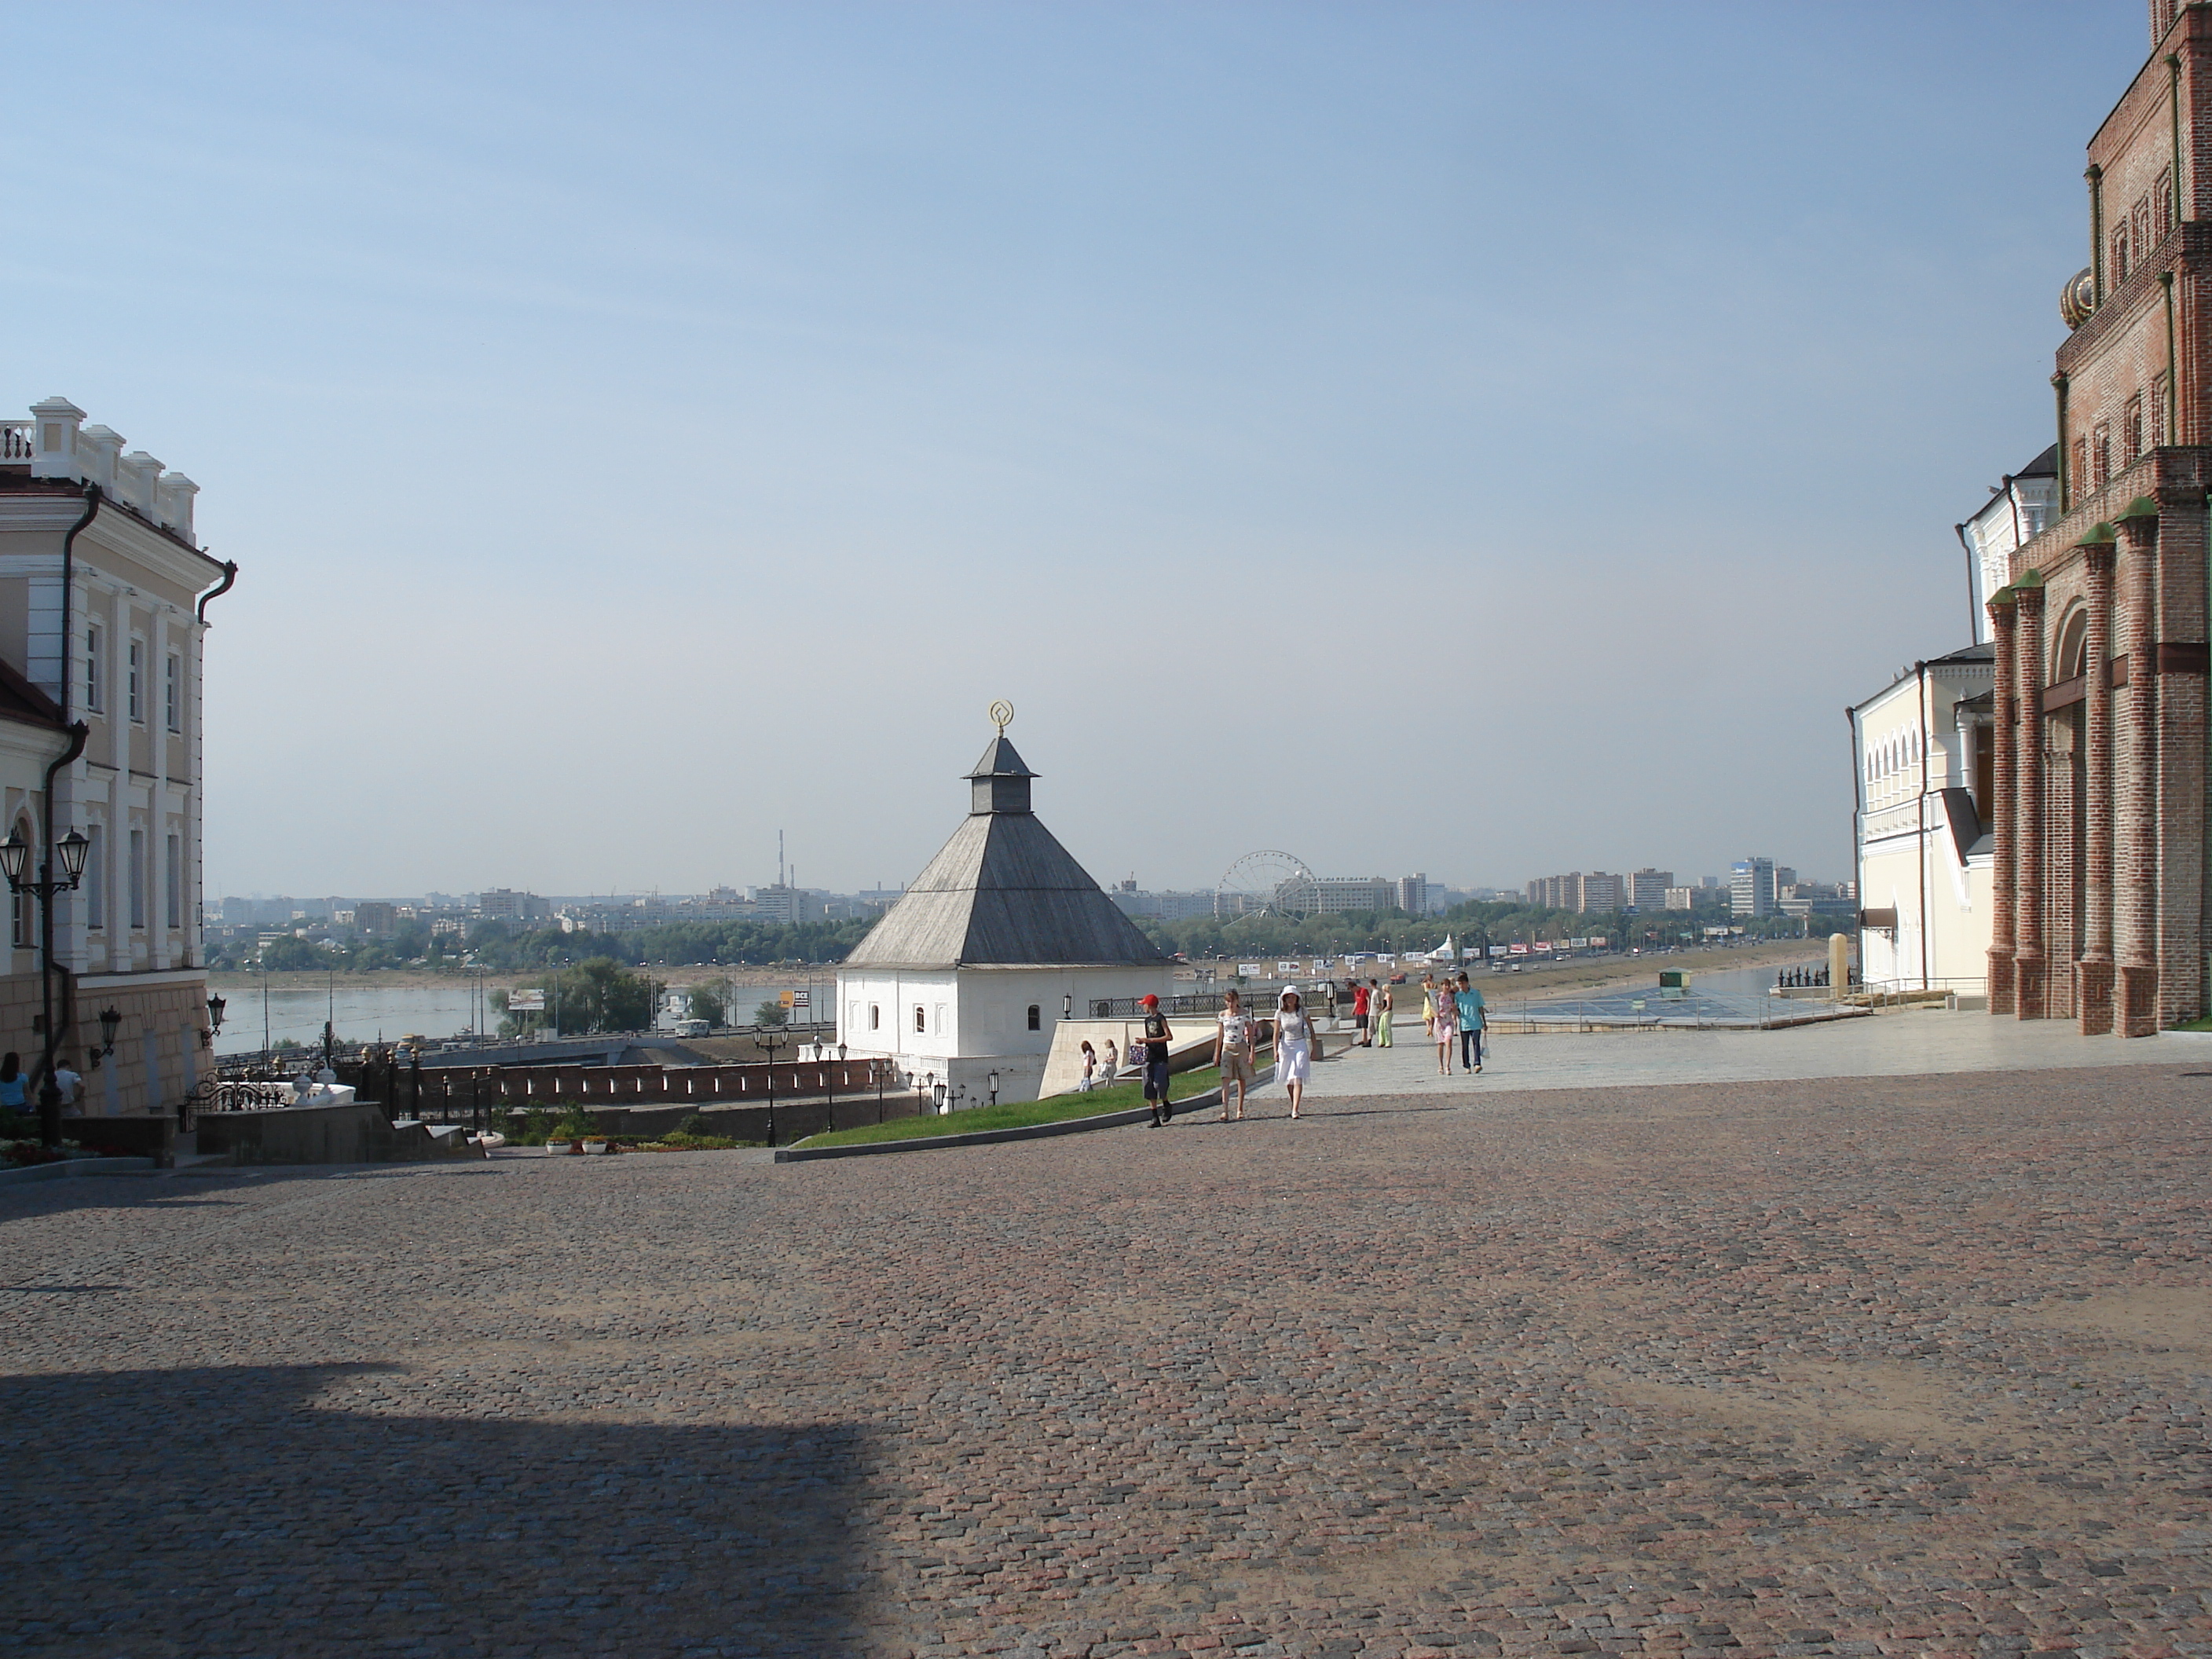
[843,743,1168,971]
[967,735,1035,778]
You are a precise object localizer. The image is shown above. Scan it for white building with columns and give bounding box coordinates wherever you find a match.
[0,397,236,1114]
[835,728,1170,1107]
[1850,643,1997,994]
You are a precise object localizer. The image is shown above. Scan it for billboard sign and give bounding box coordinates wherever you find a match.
[507,989,546,1012]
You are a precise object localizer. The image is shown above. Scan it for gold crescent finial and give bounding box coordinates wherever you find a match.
[987,699,1014,735]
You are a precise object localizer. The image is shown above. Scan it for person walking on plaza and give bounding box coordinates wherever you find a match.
[1138,994,1176,1126]
[1214,988,1255,1121]
[1373,981,1393,1047]
[1455,972,1486,1075]
[1101,1036,1119,1082]
[1432,978,1458,1075]
[1079,1040,1098,1092]
[1352,979,1372,1046]
[1275,989,1313,1118]
[1420,972,1437,1038]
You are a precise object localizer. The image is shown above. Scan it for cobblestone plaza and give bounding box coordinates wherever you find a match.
[7,1051,2212,1657]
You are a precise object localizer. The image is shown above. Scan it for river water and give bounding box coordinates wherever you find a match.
[212,979,842,1056]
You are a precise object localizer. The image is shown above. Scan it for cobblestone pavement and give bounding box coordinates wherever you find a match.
[6,1063,2212,1657]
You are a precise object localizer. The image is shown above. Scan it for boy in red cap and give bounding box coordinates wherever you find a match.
[1137,994,1175,1126]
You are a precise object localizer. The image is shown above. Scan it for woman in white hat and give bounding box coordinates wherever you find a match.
[1275,989,1312,1119]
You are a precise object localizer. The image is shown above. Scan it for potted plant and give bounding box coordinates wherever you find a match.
[551,1104,599,1155]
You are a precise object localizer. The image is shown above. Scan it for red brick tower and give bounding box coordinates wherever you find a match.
[1991,0,2212,1033]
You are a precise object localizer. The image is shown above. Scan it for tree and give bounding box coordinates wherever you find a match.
[753,999,789,1027]
[259,936,325,972]
[687,984,727,1026]
[495,957,652,1035]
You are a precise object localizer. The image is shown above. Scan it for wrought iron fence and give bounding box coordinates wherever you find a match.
[1087,992,1254,1019]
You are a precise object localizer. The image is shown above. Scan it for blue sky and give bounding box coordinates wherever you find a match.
[5,2,2144,899]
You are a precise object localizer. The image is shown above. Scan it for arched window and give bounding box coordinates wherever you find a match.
[914,1005,925,1034]
[1027,1004,1041,1031]
[2055,606,2089,683]
[869,1004,880,1030]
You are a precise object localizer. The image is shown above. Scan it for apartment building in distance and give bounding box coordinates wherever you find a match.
[1525,871,1626,913]
[1730,859,1778,919]
[0,397,235,1113]
[476,888,550,925]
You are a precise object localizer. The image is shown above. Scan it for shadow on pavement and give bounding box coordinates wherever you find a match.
[0,1163,504,1224]
[0,1364,868,1657]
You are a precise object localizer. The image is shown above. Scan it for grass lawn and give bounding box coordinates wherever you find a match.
[793,1064,1236,1149]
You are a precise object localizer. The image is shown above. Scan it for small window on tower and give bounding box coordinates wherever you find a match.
[870,1004,880,1031]
[2133,196,2152,264]
[2114,222,2130,285]
[1027,1004,1041,1031]
[914,1005,925,1034]
[2093,423,2112,487]
[2126,394,2144,466]
[2072,436,2089,498]
[2158,170,2175,240]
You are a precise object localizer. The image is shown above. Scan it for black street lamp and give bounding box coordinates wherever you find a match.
[754,1023,789,1146]
[0,820,90,1148]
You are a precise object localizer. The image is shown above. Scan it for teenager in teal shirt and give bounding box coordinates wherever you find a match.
[1453,975,1485,1075]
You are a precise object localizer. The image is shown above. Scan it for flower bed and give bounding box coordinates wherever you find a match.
[2,1138,92,1170]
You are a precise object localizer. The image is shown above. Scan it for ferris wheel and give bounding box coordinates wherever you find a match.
[1217,851,1319,919]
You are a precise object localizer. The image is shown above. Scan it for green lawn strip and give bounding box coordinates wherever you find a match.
[794,1064,1235,1149]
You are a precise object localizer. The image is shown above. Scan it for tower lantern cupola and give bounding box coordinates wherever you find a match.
[967,735,1035,815]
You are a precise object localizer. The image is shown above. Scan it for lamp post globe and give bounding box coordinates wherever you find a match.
[57,828,89,884]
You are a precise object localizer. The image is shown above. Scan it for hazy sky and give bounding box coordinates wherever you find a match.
[5,3,2141,899]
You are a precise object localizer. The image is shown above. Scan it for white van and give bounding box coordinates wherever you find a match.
[671,1017,711,1038]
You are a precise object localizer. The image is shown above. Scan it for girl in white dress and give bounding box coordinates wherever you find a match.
[1276,990,1313,1119]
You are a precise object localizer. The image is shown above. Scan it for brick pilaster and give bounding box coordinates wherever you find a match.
[2152,488,2209,1024]
[2015,580,2049,1020]
[2118,508,2163,1035]
[1988,593,2020,1015]
[2079,536,2119,1033]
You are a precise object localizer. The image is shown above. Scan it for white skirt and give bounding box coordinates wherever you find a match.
[1278,1039,1311,1086]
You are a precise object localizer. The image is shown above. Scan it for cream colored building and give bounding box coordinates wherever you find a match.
[1850,643,1995,992]
[0,397,235,1114]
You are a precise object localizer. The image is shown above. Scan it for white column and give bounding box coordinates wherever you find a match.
[150,609,170,969]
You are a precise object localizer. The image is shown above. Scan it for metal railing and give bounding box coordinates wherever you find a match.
[1087,992,1266,1018]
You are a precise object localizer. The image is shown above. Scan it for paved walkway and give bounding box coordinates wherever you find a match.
[1302,1005,2211,1102]
[8,1058,2212,1656]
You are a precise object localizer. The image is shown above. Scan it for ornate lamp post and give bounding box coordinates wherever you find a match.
[753,1022,790,1146]
[0,825,90,1147]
